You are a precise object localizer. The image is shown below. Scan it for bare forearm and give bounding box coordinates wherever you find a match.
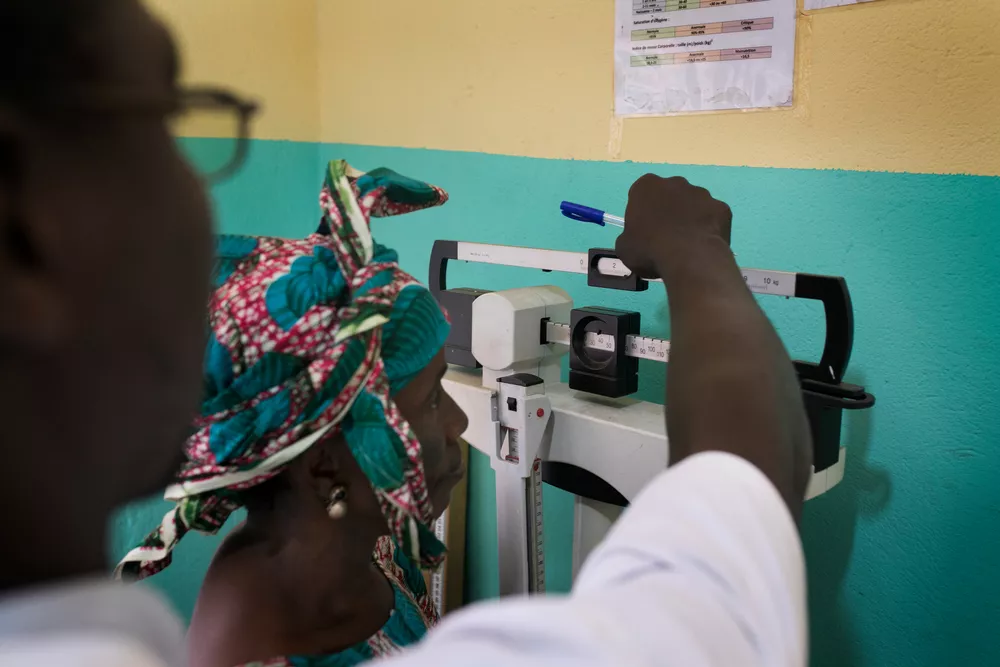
[658,237,812,519]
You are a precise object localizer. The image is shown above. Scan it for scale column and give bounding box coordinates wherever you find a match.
[491,375,552,596]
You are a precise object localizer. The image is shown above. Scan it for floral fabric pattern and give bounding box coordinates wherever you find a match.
[116,160,452,581]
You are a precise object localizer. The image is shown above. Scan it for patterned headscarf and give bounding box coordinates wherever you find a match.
[116,160,451,580]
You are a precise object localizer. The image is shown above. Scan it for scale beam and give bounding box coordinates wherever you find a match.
[546,321,671,362]
[431,240,854,384]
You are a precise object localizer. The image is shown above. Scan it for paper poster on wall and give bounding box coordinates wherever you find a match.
[805,0,877,9]
[615,0,797,116]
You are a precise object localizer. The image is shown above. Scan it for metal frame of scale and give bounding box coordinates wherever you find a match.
[429,240,875,596]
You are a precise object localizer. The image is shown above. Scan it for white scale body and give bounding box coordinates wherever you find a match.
[441,282,846,598]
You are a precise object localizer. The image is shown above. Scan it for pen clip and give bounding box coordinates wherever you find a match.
[560,201,606,226]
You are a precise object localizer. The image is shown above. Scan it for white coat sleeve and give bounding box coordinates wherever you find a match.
[378,451,807,667]
[0,635,170,667]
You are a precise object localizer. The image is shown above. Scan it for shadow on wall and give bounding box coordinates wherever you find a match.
[803,372,891,667]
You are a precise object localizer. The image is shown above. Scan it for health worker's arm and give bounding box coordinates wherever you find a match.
[378,175,810,667]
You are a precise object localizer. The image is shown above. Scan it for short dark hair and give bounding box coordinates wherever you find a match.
[0,0,104,107]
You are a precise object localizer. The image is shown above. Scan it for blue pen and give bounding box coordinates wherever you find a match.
[560,201,625,229]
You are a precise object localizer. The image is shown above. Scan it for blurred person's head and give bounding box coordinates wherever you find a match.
[117,161,468,582]
[0,0,215,589]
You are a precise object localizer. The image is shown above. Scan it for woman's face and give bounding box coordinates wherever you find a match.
[394,349,469,518]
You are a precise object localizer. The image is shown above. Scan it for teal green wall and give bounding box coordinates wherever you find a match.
[113,139,1000,666]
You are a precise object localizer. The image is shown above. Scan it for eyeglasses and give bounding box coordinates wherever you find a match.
[32,84,260,184]
[168,87,260,183]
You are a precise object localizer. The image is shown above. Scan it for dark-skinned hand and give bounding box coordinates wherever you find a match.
[616,174,733,279]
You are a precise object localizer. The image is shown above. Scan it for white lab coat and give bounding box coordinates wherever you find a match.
[378,451,807,667]
[0,452,805,667]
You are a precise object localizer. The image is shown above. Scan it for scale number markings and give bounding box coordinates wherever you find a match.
[626,335,670,362]
[582,331,671,363]
[583,331,615,351]
[430,514,446,615]
[741,268,796,297]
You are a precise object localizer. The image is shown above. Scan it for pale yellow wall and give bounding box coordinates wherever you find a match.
[147,0,320,142]
[151,0,1000,176]
[319,0,1000,176]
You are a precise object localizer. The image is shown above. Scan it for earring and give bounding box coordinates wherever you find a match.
[326,485,348,520]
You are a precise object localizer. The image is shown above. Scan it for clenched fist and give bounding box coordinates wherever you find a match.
[615,175,733,279]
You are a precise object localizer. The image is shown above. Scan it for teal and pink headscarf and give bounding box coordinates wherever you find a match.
[116,160,451,580]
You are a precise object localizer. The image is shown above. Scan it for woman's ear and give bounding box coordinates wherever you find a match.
[296,432,352,500]
[293,433,384,527]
